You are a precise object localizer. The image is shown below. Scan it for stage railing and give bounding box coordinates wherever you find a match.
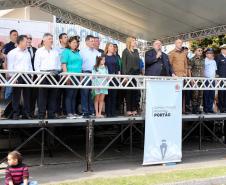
[1,70,226,171]
[0,70,226,90]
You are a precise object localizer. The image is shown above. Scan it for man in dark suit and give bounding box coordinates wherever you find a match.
[27,34,37,118]
[216,44,226,113]
[145,40,175,77]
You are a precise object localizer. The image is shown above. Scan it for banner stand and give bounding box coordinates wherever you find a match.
[143,79,183,165]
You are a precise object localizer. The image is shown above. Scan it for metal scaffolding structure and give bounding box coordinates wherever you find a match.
[0,70,226,90]
[148,24,226,45]
[38,3,128,42]
[0,0,47,10]
[0,0,226,44]
[0,0,28,10]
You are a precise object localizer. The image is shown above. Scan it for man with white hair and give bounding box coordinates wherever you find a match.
[145,40,174,76]
[34,33,61,119]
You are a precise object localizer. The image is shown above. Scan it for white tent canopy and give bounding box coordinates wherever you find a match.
[1,0,226,43]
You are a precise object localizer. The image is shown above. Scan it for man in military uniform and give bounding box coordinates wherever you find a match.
[189,47,204,114]
[183,46,192,113]
[216,44,226,113]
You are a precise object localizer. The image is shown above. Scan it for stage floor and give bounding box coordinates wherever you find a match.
[0,116,144,128]
[0,113,226,128]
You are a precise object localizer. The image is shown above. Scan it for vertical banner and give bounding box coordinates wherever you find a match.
[143,79,183,165]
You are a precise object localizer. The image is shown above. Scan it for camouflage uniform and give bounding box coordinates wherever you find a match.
[189,56,205,114]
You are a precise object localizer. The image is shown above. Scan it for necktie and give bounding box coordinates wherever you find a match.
[28,47,33,58]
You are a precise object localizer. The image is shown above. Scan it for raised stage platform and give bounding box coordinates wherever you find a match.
[0,116,144,128]
[1,113,226,127]
[0,113,226,171]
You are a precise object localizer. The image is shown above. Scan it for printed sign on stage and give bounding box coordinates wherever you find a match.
[143,79,183,165]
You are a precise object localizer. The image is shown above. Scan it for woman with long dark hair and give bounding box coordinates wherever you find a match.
[104,43,120,117]
[92,56,108,118]
[61,36,82,119]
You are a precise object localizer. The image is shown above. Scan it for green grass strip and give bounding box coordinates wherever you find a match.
[46,166,226,185]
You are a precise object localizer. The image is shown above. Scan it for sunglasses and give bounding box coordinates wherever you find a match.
[27,37,32,40]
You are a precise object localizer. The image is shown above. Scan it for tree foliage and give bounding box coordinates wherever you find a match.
[190,34,226,53]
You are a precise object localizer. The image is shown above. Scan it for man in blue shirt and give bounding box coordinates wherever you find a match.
[56,33,68,56]
[55,33,68,117]
[80,35,101,118]
[203,48,217,113]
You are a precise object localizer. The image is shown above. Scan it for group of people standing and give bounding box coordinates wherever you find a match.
[1,29,226,119]
[0,30,142,119]
[145,39,226,114]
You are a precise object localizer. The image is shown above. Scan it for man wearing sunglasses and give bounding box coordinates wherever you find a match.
[26,35,37,71]
[27,34,37,118]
